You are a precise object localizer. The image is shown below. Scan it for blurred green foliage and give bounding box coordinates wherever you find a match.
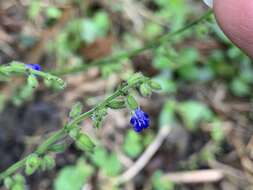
[54,159,94,190]
[1,0,253,189]
[178,101,213,130]
[47,10,110,66]
[90,147,122,176]
[152,170,174,190]
[123,130,144,158]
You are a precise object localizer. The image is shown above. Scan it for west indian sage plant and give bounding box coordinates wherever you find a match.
[0,62,160,189]
[0,7,213,189]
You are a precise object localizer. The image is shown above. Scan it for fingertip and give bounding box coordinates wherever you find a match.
[213,0,253,58]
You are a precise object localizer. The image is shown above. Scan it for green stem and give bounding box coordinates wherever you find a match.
[0,77,144,181]
[0,158,27,181]
[0,10,212,182]
[53,10,212,76]
[35,130,66,155]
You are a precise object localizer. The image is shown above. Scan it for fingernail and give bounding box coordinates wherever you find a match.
[203,0,213,8]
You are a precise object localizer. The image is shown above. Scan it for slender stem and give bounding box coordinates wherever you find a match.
[53,10,212,76]
[0,10,212,182]
[35,130,66,155]
[0,78,144,181]
[0,158,27,180]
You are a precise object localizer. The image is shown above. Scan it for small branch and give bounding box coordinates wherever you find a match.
[208,160,248,182]
[0,77,147,181]
[115,126,171,185]
[162,169,224,184]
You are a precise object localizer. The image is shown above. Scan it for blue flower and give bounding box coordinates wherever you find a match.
[130,107,150,133]
[26,64,41,71]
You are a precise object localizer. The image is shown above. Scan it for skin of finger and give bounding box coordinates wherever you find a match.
[213,0,253,58]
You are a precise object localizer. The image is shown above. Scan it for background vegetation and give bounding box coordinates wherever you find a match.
[0,0,253,190]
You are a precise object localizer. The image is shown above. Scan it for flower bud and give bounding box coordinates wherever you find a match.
[13,174,25,183]
[25,154,41,175]
[26,63,41,71]
[91,108,107,129]
[4,174,25,190]
[45,75,66,90]
[127,73,143,86]
[4,177,13,188]
[27,74,38,88]
[69,127,80,139]
[69,102,83,118]
[107,100,126,109]
[75,133,95,152]
[49,143,67,153]
[140,83,152,97]
[148,80,162,91]
[126,95,138,110]
[41,155,55,171]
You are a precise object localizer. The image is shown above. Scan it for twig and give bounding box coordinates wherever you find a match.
[162,169,224,184]
[0,77,148,181]
[115,126,171,185]
[208,160,250,185]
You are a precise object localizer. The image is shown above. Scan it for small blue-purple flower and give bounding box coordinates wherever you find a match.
[26,64,41,71]
[130,107,150,133]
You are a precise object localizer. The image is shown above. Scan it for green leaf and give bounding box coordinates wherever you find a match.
[230,78,250,97]
[75,133,96,152]
[46,7,62,19]
[25,154,41,175]
[41,155,55,171]
[123,130,143,158]
[153,54,173,69]
[10,174,26,190]
[126,95,138,110]
[107,100,126,109]
[91,147,108,167]
[144,22,163,39]
[81,20,98,43]
[154,76,177,94]
[140,83,152,97]
[178,101,213,130]
[93,11,110,37]
[152,170,174,190]
[48,142,67,153]
[177,64,199,81]
[148,80,162,91]
[103,153,122,176]
[54,159,94,190]
[28,0,42,19]
[80,11,110,44]
[4,177,13,188]
[211,120,224,142]
[44,75,66,90]
[90,147,122,176]
[159,100,176,127]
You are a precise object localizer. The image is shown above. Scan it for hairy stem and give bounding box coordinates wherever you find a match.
[0,77,145,181]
